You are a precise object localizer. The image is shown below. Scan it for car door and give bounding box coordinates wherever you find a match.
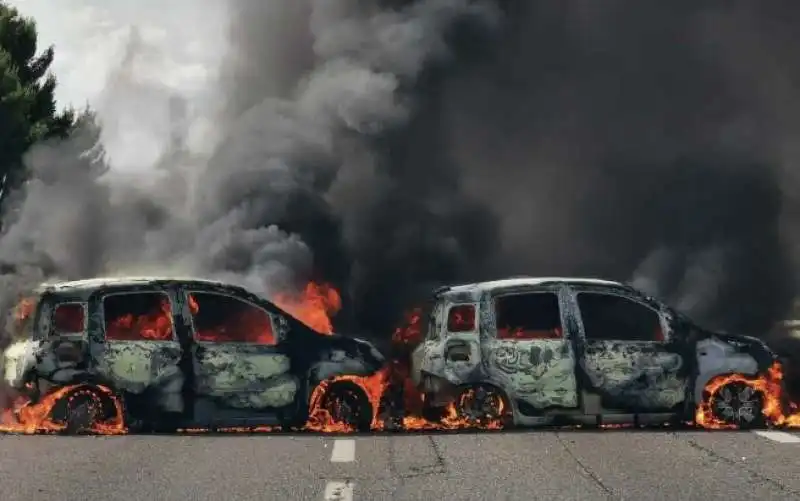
[571,288,688,412]
[182,289,300,414]
[93,287,184,412]
[483,286,579,410]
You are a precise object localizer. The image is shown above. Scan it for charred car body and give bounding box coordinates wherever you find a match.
[410,277,784,428]
[2,277,384,432]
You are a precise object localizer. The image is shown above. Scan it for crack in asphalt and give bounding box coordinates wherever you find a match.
[555,432,616,499]
[681,436,800,496]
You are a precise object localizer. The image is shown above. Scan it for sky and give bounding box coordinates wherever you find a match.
[7,0,228,169]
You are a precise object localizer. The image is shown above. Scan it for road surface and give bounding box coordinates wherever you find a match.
[1,429,799,500]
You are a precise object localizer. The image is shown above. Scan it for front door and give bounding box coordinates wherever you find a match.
[182,290,300,418]
[572,290,688,412]
[484,288,579,410]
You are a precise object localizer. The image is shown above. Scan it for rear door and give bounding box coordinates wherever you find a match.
[94,288,184,412]
[182,289,300,414]
[571,289,688,412]
[484,286,579,410]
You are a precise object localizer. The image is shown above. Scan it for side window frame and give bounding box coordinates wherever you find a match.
[50,301,88,337]
[574,291,667,343]
[100,290,178,343]
[491,289,565,341]
[185,290,279,346]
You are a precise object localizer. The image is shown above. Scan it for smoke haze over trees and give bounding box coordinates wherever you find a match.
[1,0,800,358]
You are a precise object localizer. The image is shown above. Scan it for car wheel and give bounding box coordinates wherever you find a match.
[320,382,372,432]
[709,381,765,429]
[56,387,109,435]
[455,385,510,427]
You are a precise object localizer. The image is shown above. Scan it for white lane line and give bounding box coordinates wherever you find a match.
[324,480,354,501]
[330,439,356,462]
[753,430,800,443]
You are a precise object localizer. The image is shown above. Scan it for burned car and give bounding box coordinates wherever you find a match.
[410,277,786,428]
[2,277,384,433]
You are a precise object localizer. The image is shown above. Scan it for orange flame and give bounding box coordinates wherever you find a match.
[0,384,126,435]
[273,282,342,334]
[696,362,800,429]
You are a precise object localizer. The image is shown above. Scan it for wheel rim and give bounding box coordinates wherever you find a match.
[64,389,104,433]
[322,387,363,426]
[457,386,506,423]
[711,382,763,426]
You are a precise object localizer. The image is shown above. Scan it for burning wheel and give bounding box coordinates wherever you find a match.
[709,381,765,429]
[53,386,115,434]
[319,382,372,432]
[454,385,510,427]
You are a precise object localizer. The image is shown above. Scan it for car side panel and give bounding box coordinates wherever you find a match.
[580,340,686,410]
[193,343,299,409]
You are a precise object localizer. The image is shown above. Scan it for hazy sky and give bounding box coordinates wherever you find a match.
[9,0,227,108]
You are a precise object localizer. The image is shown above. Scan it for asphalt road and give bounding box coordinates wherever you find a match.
[1,429,799,501]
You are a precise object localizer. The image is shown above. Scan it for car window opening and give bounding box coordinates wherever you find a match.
[103,292,174,341]
[188,292,275,345]
[495,293,563,340]
[577,292,663,342]
[53,303,86,334]
[447,304,476,332]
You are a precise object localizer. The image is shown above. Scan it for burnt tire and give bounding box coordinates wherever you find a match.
[709,381,766,429]
[454,384,511,427]
[54,387,113,435]
[320,382,372,432]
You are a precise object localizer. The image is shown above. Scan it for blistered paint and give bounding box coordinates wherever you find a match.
[96,341,183,395]
[215,374,299,409]
[581,340,686,410]
[194,344,300,409]
[486,340,579,408]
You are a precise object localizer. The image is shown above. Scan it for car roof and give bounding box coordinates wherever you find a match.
[38,276,231,293]
[444,276,625,294]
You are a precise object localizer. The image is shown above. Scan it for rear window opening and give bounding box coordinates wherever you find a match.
[494,292,563,340]
[447,304,476,332]
[103,292,174,341]
[53,303,86,334]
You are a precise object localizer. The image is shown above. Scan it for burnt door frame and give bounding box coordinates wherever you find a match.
[482,284,581,411]
[567,286,689,413]
[181,288,299,420]
[90,284,187,420]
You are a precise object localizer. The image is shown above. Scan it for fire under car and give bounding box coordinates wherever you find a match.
[409,277,787,428]
[1,277,385,433]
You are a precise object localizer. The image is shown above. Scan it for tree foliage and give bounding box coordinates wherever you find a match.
[0,2,75,196]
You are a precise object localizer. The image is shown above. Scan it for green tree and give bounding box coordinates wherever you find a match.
[0,2,74,199]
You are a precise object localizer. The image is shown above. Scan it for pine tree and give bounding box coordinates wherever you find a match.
[0,2,74,200]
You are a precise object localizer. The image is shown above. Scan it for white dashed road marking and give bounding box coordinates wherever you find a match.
[326,440,356,499]
[753,431,800,443]
[324,480,354,501]
[330,439,356,462]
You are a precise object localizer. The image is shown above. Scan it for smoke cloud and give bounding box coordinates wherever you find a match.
[1,0,800,371]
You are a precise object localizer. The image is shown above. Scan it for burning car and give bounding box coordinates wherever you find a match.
[409,277,797,429]
[1,277,385,434]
